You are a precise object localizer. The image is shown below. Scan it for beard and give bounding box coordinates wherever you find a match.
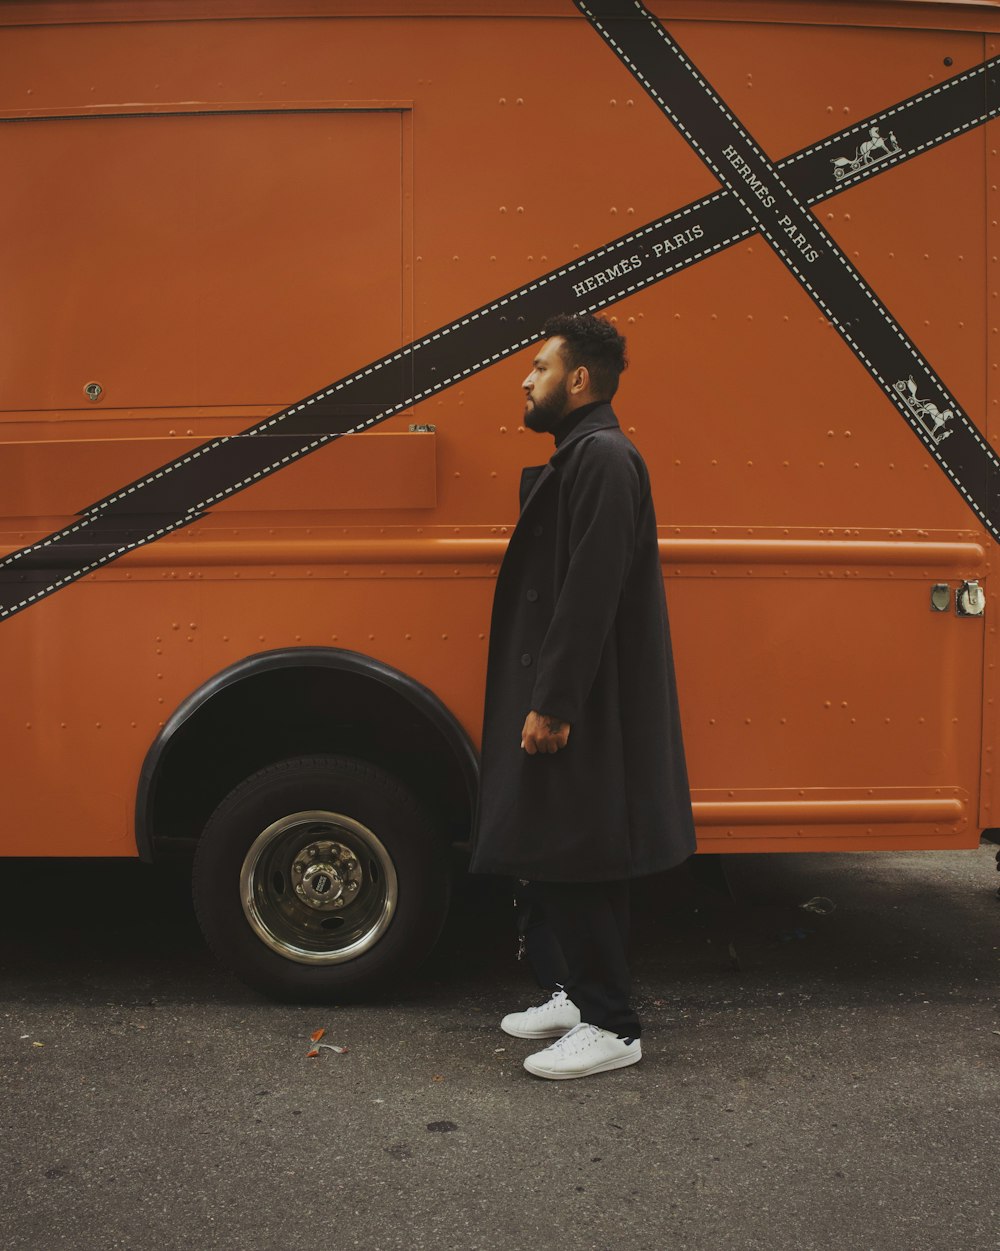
[524,384,570,433]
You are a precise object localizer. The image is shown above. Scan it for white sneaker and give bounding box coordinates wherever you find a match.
[523,1023,641,1080]
[500,988,581,1039]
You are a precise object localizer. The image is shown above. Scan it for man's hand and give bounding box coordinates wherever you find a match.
[521,710,571,755]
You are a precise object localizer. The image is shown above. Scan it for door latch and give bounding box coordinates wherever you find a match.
[956,580,985,617]
[930,583,950,612]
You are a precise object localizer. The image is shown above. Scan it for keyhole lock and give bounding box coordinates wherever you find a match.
[84,382,103,402]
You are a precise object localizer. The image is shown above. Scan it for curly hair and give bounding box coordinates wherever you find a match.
[541,313,628,400]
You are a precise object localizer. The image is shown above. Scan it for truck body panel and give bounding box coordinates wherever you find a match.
[2,0,998,857]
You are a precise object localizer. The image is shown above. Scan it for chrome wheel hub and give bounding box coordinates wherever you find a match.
[291,841,363,910]
[239,811,398,965]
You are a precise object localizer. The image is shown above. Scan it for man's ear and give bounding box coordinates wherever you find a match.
[569,365,589,396]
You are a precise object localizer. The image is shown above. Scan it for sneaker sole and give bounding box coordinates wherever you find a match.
[523,1046,642,1080]
[500,1021,580,1040]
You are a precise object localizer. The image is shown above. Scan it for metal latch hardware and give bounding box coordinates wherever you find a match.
[956,580,985,617]
[930,583,950,612]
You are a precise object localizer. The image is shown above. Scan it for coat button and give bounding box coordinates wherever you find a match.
[526,589,539,603]
[532,523,544,536]
[520,653,533,667]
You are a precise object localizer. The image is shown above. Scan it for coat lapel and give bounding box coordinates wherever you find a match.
[518,403,621,516]
[519,464,548,512]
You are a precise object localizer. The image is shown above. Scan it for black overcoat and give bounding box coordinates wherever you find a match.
[470,402,696,882]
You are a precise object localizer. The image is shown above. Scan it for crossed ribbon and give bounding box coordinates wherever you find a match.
[580,0,998,535]
[2,0,998,621]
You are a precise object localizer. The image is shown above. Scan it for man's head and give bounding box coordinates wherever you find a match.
[521,313,628,433]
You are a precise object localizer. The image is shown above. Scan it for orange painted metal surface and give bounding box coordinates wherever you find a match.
[0,1,997,857]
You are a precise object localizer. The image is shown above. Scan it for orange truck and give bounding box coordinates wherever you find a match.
[3,0,999,998]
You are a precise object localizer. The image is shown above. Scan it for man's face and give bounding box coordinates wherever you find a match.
[522,337,572,433]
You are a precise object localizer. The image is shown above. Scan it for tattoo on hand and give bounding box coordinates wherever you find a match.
[544,717,566,734]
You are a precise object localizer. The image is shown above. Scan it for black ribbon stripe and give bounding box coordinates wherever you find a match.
[787,59,996,206]
[579,0,999,537]
[2,34,999,619]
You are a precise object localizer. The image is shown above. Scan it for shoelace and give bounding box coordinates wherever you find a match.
[544,1024,599,1054]
[527,989,571,1016]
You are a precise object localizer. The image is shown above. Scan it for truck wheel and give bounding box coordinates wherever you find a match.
[192,755,450,1001]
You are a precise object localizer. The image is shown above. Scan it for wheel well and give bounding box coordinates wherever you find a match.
[138,650,478,861]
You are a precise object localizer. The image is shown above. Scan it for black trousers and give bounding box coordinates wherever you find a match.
[531,880,641,1039]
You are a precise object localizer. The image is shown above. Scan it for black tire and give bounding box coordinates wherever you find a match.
[192,755,451,1001]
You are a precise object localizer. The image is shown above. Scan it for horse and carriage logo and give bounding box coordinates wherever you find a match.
[894,377,954,445]
[831,125,901,180]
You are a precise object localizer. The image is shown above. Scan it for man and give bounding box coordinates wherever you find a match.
[471,312,696,1080]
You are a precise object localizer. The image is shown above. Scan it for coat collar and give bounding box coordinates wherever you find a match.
[518,403,620,515]
[552,401,620,458]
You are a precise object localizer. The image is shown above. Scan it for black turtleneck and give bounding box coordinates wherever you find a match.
[552,400,605,448]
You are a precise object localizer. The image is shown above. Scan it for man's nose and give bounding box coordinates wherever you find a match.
[522,375,532,391]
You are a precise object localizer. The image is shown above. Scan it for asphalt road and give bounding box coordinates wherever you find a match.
[1,844,998,1251]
